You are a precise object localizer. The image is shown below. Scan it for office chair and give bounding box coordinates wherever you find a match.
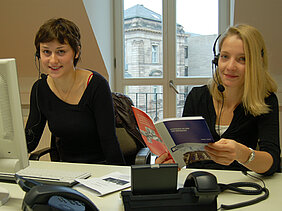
[112,92,151,165]
[29,92,151,165]
[280,157,282,173]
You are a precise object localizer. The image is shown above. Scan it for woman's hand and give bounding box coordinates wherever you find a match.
[204,138,248,165]
[155,153,182,171]
[155,152,174,164]
[205,138,274,174]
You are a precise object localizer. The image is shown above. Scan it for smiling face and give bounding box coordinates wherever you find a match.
[40,39,78,79]
[218,35,245,90]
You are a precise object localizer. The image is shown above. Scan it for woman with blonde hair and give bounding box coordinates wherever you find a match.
[157,24,280,175]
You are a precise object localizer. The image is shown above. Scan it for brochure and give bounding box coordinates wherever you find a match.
[76,172,130,196]
[132,106,214,168]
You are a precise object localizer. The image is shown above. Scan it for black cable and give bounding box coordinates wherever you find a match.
[212,62,224,137]
[242,171,267,187]
[217,92,224,137]
[26,80,42,144]
[218,171,269,210]
[15,174,42,192]
[34,53,41,79]
[27,56,44,145]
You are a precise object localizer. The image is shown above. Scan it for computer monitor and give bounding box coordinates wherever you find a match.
[0,58,29,178]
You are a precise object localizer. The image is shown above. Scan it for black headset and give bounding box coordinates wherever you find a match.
[27,50,45,145]
[35,50,40,59]
[212,34,225,93]
[212,35,225,136]
[34,50,42,79]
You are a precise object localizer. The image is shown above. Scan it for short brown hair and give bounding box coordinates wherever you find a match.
[35,18,81,67]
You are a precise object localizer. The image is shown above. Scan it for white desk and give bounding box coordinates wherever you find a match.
[0,161,281,210]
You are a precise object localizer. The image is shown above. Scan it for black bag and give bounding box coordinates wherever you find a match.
[112,92,146,149]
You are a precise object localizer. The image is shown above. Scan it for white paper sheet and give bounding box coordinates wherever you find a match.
[76,172,130,196]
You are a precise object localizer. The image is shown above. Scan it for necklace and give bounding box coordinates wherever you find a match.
[53,72,76,102]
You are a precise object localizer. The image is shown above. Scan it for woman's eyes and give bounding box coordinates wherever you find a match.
[220,54,245,63]
[42,50,50,55]
[57,50,66,55]
[42,50,66,56]
[238,57,245,63]
[220,54,228,59]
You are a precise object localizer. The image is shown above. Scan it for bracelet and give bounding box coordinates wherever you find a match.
[238,147,255,165]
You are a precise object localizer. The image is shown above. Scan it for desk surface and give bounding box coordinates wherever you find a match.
[0,161,281,210]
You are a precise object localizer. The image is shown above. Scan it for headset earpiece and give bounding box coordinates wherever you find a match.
[34,50,41,79]
[35,51,40,59]
[212,54,219,66]
[212,34,221,67]
[212,34,225,93]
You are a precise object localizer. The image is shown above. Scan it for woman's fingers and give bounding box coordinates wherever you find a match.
[155,153,169,164]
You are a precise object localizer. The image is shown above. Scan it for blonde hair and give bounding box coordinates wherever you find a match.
[209,24,277,116]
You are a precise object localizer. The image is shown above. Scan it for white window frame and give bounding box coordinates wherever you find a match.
[113,0,234,118]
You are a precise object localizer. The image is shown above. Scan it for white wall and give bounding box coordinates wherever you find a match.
[0,0,109,159]
[234,0,282,103]
[83,0,115,88]
[234,0,282,152]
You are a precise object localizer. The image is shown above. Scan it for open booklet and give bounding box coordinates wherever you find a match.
[76,172,130,196]
[132,106,214,168]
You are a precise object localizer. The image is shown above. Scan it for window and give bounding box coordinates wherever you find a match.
[184,46,188,59]
[152,44,159,63]
[114,0,232,120]
[184,66,188,76]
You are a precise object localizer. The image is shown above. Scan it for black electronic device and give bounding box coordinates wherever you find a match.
[35,50,40,59]
[131,164,178,195]
[122,170,219,211]
[184,171,220,204]
[184,170,269,210]
[122,169,269,211]
[16,175,98,211]
[212,34,221,67]
[211,34,225,135]
[218,171,269,210]
[34,49,41,79]
[211,34,225,93]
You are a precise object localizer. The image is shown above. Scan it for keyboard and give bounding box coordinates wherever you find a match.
[16,166,91,187]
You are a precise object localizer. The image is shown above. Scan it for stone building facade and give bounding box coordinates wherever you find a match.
[124,4,217,120]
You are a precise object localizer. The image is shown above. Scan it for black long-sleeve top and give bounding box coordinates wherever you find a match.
[25,70,125,165]
[183,85,280,176]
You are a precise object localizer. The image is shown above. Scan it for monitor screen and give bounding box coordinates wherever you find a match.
[0,58,29,178]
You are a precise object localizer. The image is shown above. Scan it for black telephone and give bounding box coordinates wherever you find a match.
[15,175,98,211]
[184,171,220,205]
[122,167,269,211]
[184,171,269,210]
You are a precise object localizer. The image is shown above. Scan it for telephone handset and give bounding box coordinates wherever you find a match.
[22,185,98,211]
[16,175,98,211]
[184,171,269,210]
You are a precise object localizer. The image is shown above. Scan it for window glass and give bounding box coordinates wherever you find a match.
[121,0,220,120]
[124,1,163,79]
[125,85,163,121]
[176,0,218,78]
[152,45,159,63]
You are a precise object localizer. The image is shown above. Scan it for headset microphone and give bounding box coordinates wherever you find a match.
[217,84,225,93]
[212,34,225,93]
